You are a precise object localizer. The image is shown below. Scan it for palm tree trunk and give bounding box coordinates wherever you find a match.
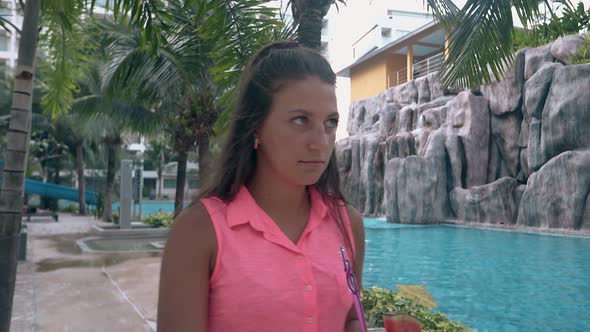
[103,141,117,222]
[0,1,41,330]
[174,149,187,217]
[197,131,210,184]
[297,1,324,50]
[76,143,87,215]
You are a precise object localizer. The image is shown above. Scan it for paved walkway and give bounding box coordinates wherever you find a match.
[11,214,162,332]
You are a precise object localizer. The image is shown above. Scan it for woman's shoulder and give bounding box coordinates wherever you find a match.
[167,201,217,256]
[343,203,365,249]
[344,204,363,228]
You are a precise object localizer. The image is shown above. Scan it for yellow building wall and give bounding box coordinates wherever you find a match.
[386,54,408,88]
[350,56,388,102]
[349,53,409,101]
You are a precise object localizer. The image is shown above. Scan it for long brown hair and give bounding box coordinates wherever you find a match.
[196,41,355,266]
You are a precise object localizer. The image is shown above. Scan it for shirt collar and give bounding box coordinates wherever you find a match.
[226,185,330,230]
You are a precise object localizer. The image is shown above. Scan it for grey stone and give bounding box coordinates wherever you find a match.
[386,81,418,105]
[382,128,450,224]
[518,148,530,181]
[347,92,387,135]
[444,91,490,188]
[551,33,590,65]
[517,113,530,148]
[517,150,590,229]
[397,104,417,133]
[481,49,526,115]
[513,184,526,209]
[378,103,402,138]
[337,133,384,215]
[426,73,447,99]
[412,128,432,157]
[415,76,431,104]
[527,64,590,171]
[527,118,544,172]
[540,64,590,163]
[524,44,555,80]
[487,112,522,182]
[524,62,562,120]
[385,132,416,161]
[450,177,519,224]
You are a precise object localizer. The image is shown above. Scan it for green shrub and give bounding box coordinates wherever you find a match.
[361,286,473,331]
[58,204,78,213]
[571,35,590,64]
[512,0,590,51]
[142,211,174,228]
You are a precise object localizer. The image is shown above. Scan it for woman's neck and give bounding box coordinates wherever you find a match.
[247,175,310,225]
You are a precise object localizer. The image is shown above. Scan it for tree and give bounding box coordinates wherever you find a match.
[290,0,344,50]
[102,0,286,215]
[0,1,41,330]
[144,136,175,200]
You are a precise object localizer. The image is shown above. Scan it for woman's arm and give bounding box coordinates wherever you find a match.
[157,203,217,332]
[344,205,366,332]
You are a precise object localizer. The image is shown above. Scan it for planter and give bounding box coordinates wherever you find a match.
[383,312,422,332]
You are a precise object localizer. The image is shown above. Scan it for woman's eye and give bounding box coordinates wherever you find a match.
[325,118,339,129]
[292,116,308,125]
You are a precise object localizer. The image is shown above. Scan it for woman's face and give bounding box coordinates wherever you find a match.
[256,76,338,187]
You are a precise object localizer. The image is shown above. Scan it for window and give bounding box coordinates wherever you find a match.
[0,34,8,51]
[163,179,176,189]
[0,7,10,17]
[188,179,199,189]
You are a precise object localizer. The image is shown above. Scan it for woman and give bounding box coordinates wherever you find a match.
[157,41,365,332]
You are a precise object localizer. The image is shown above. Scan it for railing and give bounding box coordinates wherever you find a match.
[388,68,408,87]
[413,52,444,80]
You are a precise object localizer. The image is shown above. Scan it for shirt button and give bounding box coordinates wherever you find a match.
[307,316,313,324]
[305,284,312,291]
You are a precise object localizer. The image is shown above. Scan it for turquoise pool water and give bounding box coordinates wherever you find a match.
[362,218,590,331]
[111,201,178,215]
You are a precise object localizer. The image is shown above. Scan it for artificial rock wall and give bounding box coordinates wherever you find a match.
[336,33,590,231]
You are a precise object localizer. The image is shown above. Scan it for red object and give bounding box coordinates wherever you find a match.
[383,312,422,332]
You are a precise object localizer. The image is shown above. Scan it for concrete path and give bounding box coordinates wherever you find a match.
[11,214,162,332]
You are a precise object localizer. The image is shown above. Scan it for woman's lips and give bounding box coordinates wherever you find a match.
[299,160,325,164]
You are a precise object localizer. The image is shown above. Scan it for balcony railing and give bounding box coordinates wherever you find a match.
[413,52,444,80]
[389,68,408,87]
[388,52,444,88]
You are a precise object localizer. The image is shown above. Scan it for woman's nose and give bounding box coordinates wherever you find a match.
[308,125,331,151]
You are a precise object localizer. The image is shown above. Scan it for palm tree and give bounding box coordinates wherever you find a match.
[0,1,41,329]
[52,114,95,215]
[145,137,176,200]
[102,0,286,215]
[73,57,163,222]
[290,0,345,49]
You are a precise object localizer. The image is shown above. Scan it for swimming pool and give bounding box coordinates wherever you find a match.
[362,218,590,331]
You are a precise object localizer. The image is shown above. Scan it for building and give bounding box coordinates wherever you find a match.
[0,0,21,70]
[337,20,448,102]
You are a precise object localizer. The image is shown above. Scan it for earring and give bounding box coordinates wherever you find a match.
[254,137,260,150]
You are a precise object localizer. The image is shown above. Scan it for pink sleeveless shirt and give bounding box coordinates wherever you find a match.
[201,185,356,332]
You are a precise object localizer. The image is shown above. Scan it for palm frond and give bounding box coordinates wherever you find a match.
[428,0,547,87]
[0,15,21,34]
[39,3,98,117]
[196,0,284,134]
[102,0,171,54]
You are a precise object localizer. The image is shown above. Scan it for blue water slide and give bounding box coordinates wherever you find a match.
[1,160,98,205]
[24,179,98,205]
